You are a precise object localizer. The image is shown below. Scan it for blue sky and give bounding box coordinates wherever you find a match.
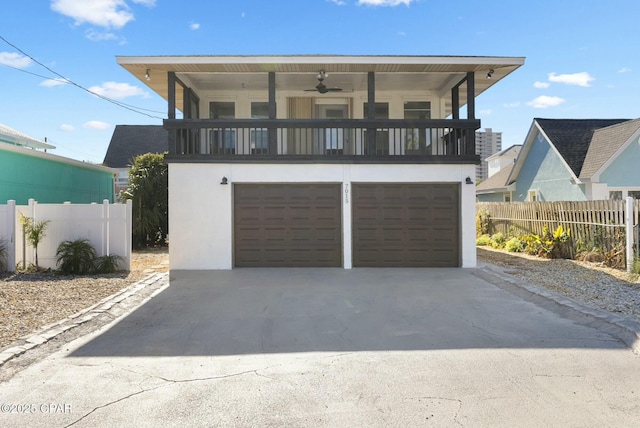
[1,0,639,163]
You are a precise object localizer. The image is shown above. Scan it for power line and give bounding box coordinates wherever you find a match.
[0,35,165,119]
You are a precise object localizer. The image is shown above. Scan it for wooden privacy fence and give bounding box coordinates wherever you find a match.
[477,199,640,269]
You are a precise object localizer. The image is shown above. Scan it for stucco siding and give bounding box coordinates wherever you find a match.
[599,134,640,187]
[514,132,586,201]
[0,147,114,204]
[168,163,477,270]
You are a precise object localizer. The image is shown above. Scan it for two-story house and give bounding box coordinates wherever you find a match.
[117,55,524,269]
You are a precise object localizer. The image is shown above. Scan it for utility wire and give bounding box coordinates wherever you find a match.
[0,35,165,119]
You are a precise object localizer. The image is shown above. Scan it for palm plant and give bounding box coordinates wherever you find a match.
[94,253,124,273]
[19,213,50,268]
[56,239,97,275]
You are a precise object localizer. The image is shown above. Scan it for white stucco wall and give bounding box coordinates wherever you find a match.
[169,163,477,270]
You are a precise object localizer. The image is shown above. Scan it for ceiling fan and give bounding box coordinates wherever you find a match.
[304,70,343,94]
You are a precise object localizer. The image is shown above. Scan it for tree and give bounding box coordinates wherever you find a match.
[19,213,50,268]
[122,152,168,248]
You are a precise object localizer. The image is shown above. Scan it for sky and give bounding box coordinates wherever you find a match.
[1,0,639,163]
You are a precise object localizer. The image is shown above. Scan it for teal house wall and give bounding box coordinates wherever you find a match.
[514,132,586,202]
[0,145,114,205]
[477,192,506,202]
[599,134,640,187]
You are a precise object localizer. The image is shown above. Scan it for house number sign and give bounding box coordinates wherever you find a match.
[344,183,350,204]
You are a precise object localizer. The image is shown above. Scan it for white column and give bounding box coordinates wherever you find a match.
[342,165,352,269]
[6,200,16,273]
[626,196,634,273]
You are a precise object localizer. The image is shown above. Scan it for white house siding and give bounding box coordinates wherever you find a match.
[168,163,477,270]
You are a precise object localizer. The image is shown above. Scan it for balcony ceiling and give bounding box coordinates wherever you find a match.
[117,55,525,113]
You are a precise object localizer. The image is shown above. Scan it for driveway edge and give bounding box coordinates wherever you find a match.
[476,264,640,354]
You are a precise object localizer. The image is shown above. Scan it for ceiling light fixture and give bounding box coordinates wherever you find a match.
[145,69,151,81]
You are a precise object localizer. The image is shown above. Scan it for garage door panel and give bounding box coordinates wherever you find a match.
[352,183,459,267]
[234,184,342,267]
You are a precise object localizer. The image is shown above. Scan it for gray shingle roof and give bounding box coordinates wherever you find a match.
[103,125,168,168]
[476,165,513,193]
[535,118,630,176]
[579,118,640,179]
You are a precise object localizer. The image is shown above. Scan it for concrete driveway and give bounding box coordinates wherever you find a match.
[1,268,639,427]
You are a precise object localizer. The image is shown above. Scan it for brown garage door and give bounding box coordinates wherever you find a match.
[234,184,342,267]
[352,183,460,267]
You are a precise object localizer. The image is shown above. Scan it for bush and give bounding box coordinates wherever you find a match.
[95,254,124,274]
[476,210,491,236]
[476,234,492,246]
[56,239,97,275]
[490,232,506,249]
[504,237,525,253]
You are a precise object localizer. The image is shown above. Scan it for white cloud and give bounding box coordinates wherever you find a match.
[357,0,413,5]
[85,29,120,42]
[327,0,346,4]
[528,96,566,109]
[131,0,156,5]
[60,124,75,132]
[503,102,520,108]
[0,52,32,68]
[479,109,492,116]
[241,12,246,18]
[548,72,595,87]
[40,78,70,87]
[88,81,146,99]
[398,31,406,36]
[83,121,111,130]
[534,81,550,89]
[51,0,134,29]
[619,67,631,73]
[189,22,200,30]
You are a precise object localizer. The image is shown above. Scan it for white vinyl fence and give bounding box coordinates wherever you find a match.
[1,199,132,272]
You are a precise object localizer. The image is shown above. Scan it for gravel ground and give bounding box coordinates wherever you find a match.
[0,248,169,350]
[478,247,640,323]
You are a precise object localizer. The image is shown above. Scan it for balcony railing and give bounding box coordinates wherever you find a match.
[164,119,480,162]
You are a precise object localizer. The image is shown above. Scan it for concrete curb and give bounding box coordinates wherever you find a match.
[476,264,640,354]
[0,272,170,367]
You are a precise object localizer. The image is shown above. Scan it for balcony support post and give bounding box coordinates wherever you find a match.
[268,71,277,155]
[366,72,376,155]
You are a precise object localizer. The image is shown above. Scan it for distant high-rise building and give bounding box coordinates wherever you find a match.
[476,128,502,181]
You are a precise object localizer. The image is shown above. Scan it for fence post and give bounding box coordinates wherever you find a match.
[6,200,16,272]
[626,197,634,273]
[125,199,132,271]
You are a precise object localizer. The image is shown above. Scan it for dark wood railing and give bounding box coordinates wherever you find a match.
[164,118,480,162]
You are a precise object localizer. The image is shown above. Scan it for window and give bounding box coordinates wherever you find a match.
[404,101,431,153]
[609,191,623,200]
[251,102,269,154]
[528,190,538,202]
[209,102,236,153]
[629,190,640,199]
[503,193,511,203]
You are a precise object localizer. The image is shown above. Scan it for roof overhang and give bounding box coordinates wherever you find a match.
[0,124,55,150]
[117,55,525,114]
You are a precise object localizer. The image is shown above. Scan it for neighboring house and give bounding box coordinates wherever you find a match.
[486,144,521,178]
[476,145,521,202]
[478,118,640,202]
[103,125,168,194]
[0,124,115,205]
[117,54,525,269]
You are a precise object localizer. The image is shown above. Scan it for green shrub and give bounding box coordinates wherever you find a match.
[504,237,525,253]
[56,239,97,275]
[490,232,506,249]
[476,210,491,236]
[522,233,542,255]
[540,225,573,259]
[95,254,124,274]
[476,234,492,246]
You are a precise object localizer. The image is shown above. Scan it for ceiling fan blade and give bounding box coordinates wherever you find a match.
[326,88,343,92]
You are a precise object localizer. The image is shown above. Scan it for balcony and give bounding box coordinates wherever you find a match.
[164,118,480,164]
